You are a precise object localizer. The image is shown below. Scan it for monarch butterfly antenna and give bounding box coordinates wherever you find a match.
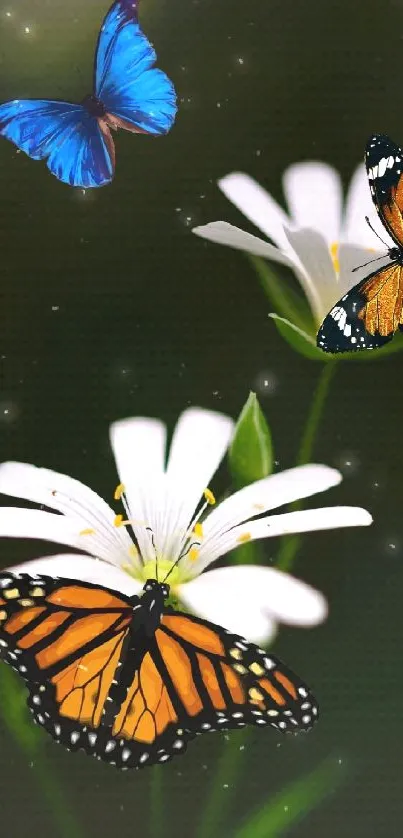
[365,215,389,249]
[352,253,388,272]
[145,527,158,582]
[161,539,200,585]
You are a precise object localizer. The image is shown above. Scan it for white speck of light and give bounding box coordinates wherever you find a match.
[24,25,31,34]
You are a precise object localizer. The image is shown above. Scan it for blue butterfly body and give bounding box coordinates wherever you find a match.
[0,0,177,187]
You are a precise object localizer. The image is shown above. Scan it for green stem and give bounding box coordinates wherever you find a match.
[196,729,249,838]
[276,361,338,572]
[34,754,86,838]
[230,753,349,838]
[0,666,85,838]
[149,767,164,838]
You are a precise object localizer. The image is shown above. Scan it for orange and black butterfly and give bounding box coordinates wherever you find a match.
[0,572,318,769]
[317,134,403,352]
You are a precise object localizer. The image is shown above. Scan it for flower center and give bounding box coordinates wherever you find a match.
[140,559,182,587]
[330,242,340,273]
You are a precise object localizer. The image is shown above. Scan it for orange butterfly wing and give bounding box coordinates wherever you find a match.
[317,134,403,353]
[0,573,318,769]
[357,262,403,337]
[153,611,318,737]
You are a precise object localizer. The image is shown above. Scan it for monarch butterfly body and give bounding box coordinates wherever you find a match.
[317,134,403,352]
[0,572,318,769]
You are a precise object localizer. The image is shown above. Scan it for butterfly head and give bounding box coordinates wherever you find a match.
[143,579,170,600]
[389,245,403,264]
[81,94,106,118]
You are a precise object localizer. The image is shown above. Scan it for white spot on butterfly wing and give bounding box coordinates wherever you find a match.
[378,157,388,178]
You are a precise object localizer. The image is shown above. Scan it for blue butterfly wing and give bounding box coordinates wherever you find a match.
[0,99,114,187]
[95,0,177,135]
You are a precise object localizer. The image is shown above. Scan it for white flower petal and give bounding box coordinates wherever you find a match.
[198,464,341,550]
[183,565,326,628]
[283,162,343,245]
[283,227,338,322]
[162,408,234,558]
[0,460,124,533]
[0,507,132,567]
[109,417,167,564]
[343,164,395,249]
[192,221,295,266]
[7,554,142,597]
[109,417,167,486]
[338,243,391,297]
[218,173,294,253]
[178,567,277,643]
[194,506,372,571]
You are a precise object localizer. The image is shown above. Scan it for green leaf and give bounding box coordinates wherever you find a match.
[230,754,349,838]
[0,667,41,752]
[250,256,315,334]
[269,314,330,362]
[229,392,273,489]
[270,313,403,362]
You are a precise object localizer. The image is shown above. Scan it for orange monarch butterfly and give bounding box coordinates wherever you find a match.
[317,134,403,352]
[0,571,318,769]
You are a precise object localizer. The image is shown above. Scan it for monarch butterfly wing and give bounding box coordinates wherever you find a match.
[0,99,114,187]
[94,0,177,136]
[77,609,318,771]
[366,134,403,248]
[0,570,134,740]
[317,261,402,353]
[154,611,318,737]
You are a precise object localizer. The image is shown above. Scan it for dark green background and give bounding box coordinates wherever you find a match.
[0,0,402,835]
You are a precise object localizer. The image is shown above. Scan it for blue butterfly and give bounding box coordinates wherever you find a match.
[0,0,177,188]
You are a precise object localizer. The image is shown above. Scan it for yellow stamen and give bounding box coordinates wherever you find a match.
[189,547,199,562]
[79,528,96,536]
[193,522,203,538]
[128,544,139,558]
[237,532,251,544]
[204,488,216,505]
[114,483,125,501]
[114,516,137,528]
[330,242,340,273]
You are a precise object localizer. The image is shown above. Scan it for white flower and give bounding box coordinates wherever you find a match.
[0,408,372,643]
[193,163,394,325]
